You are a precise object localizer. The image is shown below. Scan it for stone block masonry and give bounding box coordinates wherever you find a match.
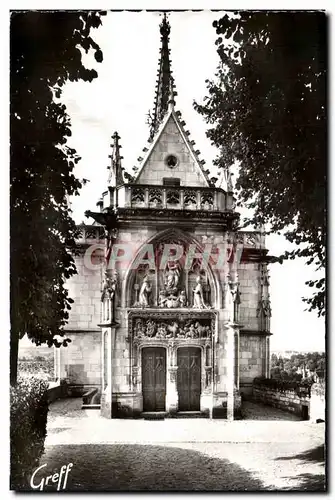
[60,331,101,388]
[65,253,103,330]
[252,381,311,419]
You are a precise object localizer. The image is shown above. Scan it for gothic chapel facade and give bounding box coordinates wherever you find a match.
[61,15,273,419]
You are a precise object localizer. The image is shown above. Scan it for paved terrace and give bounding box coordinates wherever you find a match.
[38,398,325,491]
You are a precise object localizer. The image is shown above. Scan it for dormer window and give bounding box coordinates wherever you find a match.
[165,154,178,168]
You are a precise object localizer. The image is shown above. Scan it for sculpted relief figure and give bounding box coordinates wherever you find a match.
[101,271,118,322]
[146,319,156,337]
[179,290,187,308]
[257,298,271,318]
[132,317,213,340]
[164,263,180,294]
[158,262,187,308]
[139,276,152,307]
[102,271,117,300]
[192,276,209,309]
[158,290,167,307]
[261,299,271,317]
[134,318,145,338]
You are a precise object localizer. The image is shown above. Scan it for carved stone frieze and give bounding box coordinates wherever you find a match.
[128,310,216,345]
[133,317,213,341]
[115,207,239,231]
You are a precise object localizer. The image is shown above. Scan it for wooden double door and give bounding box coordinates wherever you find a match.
[177,347,201,411]
[142,346,201,412]
[142,347,166,412]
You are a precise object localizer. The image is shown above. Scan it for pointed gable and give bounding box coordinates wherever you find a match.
[135,112,210,187]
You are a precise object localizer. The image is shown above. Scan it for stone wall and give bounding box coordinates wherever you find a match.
[60,331,101,388]
[65,252,103,331]
[239,335,267,394]
[237,262,260,331]
[252,381,310,418]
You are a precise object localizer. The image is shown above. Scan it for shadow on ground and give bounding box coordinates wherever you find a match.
[275,444,325,464]
[289,473,326,491]
[275,445,326,492]
[24,444,266,492]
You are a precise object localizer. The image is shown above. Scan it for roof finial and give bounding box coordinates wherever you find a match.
[160,12,170,37]
[148,12,174,141]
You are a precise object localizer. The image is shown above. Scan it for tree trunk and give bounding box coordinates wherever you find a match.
[10,331,19,386]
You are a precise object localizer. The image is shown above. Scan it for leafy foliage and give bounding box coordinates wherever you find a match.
[270,352,325,382]
[18,358,55,380]
[10,376,49,490]
[254,376,313,398]
[10,11,105,383]
[194,12,326,316]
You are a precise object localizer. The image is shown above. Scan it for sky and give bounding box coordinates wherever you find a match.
[56,10,326,353]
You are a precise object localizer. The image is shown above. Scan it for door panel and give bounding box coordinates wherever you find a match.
[177,347,201,411]
[142,347,166,411]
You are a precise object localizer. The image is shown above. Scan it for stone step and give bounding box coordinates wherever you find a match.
[141,412,167,420]
[82,404,101,410]
[171,411,207,419]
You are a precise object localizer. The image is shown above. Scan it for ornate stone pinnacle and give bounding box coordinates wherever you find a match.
[168,78,175,110]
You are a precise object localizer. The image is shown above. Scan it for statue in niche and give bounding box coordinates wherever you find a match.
[101,271,118,322]
[157,262,184,308]
[257,298,271,331]
[262,299,271,317]
[164,263,180,294]
[192,276,209,309]
[138,275,152,307]
[257,298,271,317]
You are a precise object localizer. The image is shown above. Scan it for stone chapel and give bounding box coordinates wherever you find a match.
[59,14,273,419]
